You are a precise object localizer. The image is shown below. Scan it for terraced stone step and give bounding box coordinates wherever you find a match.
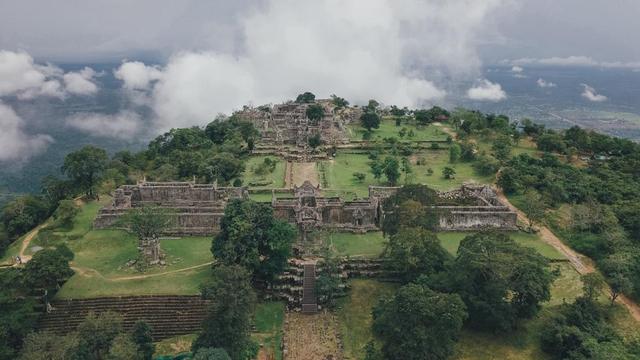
[38,295,210,340]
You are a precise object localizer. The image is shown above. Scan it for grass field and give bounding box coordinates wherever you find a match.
[336,280,397,360]
[253,301,285,360]
[437,231,565,260]
[322,231,386,258]
[346,120,449,142]
[321,151,493,197]
[32,198,217,299]
[154,334,197,358]
[242,156,286,188]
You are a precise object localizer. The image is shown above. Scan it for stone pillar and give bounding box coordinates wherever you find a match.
[139,237,161,264]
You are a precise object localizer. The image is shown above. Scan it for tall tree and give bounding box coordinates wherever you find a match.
[449,232,555,332]
[131,321,154,360]
[193,265,257,359]
[295,92,316,103]
[305,104,325,123]
[372,283,467,360]
[383,227,450,282]
[522,190,546,231]
[22,248,74,296]
[120,206,175,264]
[62,145,108,199]
[212,200,296,281]
[360,111,381,132]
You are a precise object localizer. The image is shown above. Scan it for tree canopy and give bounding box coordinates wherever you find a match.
[62,145,108,199]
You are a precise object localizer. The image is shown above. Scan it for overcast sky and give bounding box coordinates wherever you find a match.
[0,0,638,64]
[1,0,639,163]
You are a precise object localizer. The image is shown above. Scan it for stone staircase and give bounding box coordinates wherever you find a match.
[301,264,318,314]
[38,295,210,340]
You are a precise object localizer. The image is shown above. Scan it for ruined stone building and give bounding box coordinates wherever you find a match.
[236,100,361,160]
[94,181,516,236]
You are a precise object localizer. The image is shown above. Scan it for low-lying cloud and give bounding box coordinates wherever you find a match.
[109,0,508,133]
[581,84,607,102]
[0,50,99,99]
[66,111,142,139]
[467,79,507,101]
[537,78,556,88]
[0,101,53,162]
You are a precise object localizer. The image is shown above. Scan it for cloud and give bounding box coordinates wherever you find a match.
[65,111,142,139]
[511,65,523,73]
[0,101,53,162]
[581,84,607,102]
[537,78,556,88]
[507,56,640,69]
[467,79,507,101]
[0,50,100,99]
[63,67,98,95]
[115,0,507,132]
[114,61,162,90]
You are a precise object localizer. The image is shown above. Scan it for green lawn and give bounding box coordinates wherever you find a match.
[437,231,565,260]
[154,334,197,358]
[336,280,397,360]
[347,120,449,142]
[242,156,286,188]
[253,302,285,360]
[324,231,386,258]
[321,151,493,198]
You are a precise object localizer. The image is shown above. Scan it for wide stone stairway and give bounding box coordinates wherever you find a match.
[302,263,318,313]
[38,295,210,340]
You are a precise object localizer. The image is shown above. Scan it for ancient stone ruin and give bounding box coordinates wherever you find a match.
[95,181,517,236]
[236,100,361,161]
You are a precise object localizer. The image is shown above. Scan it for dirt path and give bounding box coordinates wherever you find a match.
[433,122,457,139]
[284,161,294,188]
[289,162,320,187]
[17,219,52,263]
[70,261,214,282]
[496,188,640,321]
[283,311,342,360]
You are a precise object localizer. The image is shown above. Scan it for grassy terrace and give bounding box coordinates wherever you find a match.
[438,231,566,260]
[346,119,450,142]
[253,301,285,360]
[321,150,493,198]
[242,155,286,188]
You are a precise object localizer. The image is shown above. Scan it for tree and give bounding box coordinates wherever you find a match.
[413,109,431,125]
[384,227,450,282]
[193,347,232,360]
[380,185,439,236]
[107,333,140,360]
[212,200,296,281]
[581,273,605,303]
[449,143,461,163]
[1,195,50,238]
[52,200,79,229]
[22,248,74,295]
[308,134,322,149]
[522,190,546,231]
[193,265,257,359]
[295,92,316,103]
[305,104,324,123]
[0,269,39,360]
[315,247,345,308]
[382,157,400,185]
[352,172,366,182]
[74,312,124,359]
[330,94,349,108]
[19,332,78,360]
[442,166,456,179]
[449,232,555,331]
[360,111,381,132]
[131,321,154,360]
[120,206,175,265]
[62,145,108,199]
[492,135,513,161]
[372,283,467,360]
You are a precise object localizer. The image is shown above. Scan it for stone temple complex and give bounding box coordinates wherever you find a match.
[236,100,361,161]
[94,181,517,236]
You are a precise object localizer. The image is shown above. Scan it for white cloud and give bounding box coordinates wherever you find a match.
[65,111,142,139]
[114,0,507,132]
[63,67,98,95]
[508,56,640,69]
[0,101,53,162]
[581,84,607,102]
[467,79,507,101]
[511,65,523,73]
[537,78,556,88]
[0,50,100,99]
[114,61,162,90]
